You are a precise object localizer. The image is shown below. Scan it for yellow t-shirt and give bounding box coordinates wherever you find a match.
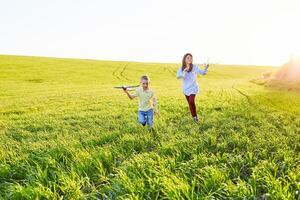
[134,87,155,111]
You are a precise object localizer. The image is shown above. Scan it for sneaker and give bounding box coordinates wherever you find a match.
[142,122,146,126]
[193,117,199,123]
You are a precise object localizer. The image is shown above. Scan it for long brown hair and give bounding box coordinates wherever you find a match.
[182,53,193,72]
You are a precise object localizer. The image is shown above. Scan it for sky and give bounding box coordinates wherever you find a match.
[1,0,300,66]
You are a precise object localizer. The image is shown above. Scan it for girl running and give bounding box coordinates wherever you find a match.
[176,53,209,123]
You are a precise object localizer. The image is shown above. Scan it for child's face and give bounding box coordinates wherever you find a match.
[185,55,193,64]
[141,79,149,89]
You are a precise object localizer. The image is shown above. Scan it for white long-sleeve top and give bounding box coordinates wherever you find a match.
[176,64,208,96]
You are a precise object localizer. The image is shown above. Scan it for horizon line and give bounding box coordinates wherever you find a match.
[0,53,278,68]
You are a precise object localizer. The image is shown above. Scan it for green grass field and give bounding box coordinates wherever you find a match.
[0,55,299,199]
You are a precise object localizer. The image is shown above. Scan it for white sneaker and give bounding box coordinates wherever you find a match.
[193,117,199,123]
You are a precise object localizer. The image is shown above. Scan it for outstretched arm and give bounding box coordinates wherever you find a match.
[123,88,136,100]
[195,65,209,75]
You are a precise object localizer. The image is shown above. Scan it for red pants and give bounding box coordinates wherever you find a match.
[185,94,197,117]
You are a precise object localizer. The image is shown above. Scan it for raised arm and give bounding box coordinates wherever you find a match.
[195,65,209,75]
[123,88,137,100]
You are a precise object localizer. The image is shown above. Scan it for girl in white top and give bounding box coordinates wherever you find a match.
[176,53,209,123]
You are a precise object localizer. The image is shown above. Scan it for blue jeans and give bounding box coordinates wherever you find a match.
[138,109,153,127]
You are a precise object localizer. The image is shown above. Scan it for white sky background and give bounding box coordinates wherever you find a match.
[1,0,300,66]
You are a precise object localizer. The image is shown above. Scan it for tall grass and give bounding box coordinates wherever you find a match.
[0,55,299,199]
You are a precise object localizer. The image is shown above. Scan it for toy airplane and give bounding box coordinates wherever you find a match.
[113,85,140,90]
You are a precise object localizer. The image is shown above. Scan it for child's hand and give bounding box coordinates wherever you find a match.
[201,63,209,68]
[155,111,160,117]
[202,63,209,69]
[183,66,189,72]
